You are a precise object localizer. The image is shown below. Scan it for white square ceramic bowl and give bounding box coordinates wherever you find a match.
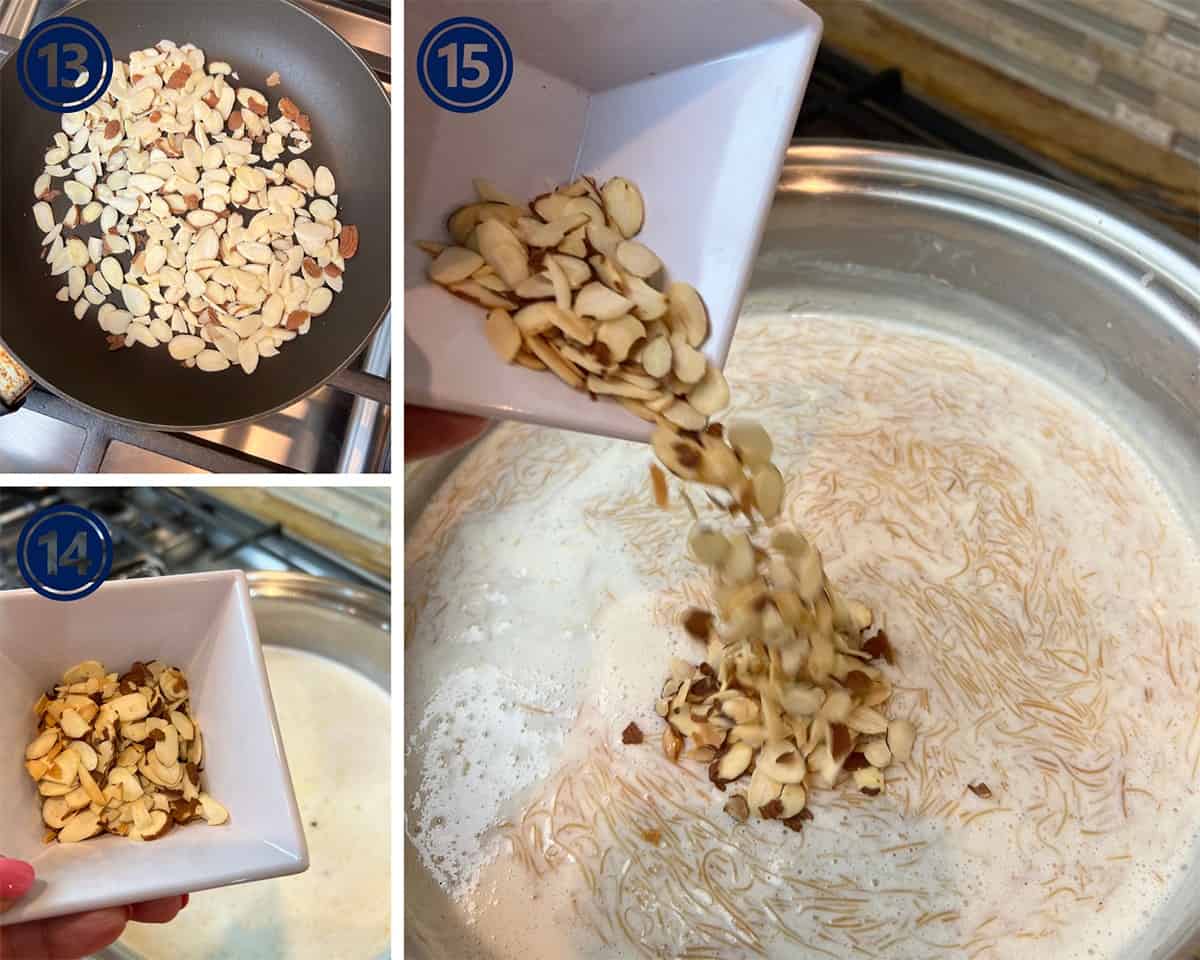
[404,0,822,441]
[0,571,308,927]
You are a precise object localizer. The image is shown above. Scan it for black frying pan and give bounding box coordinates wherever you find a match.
[0,0,389,430]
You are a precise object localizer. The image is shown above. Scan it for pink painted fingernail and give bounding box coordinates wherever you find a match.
[181,894,190,910]
[0,858,35,900]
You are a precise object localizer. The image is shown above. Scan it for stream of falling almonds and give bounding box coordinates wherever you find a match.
[423,177,915,829]
[23,660,227,844]
[641,420,916,829]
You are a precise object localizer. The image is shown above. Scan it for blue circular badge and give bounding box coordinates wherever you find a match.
[17,505,114,602]
[417,16,513,114]
[17,16,114,114]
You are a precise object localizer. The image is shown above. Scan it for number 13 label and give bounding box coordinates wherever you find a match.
[17,16,113,113]
[417,17,513,114]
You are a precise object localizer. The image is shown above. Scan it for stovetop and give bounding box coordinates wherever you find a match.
[0,486,390,592]
[794,47,1171,218]
[0,0,391,474]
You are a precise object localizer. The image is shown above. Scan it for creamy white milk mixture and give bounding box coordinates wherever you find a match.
[121,647,390,960]
[405,312,1200,960]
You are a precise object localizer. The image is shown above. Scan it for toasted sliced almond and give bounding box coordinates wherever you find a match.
[476,219,529,289]
[595,314,645,363]
[574,281,633,322]
[562,197,605,229]
[484,309,521,362]
[549,254,591,289]
[430,246,485,285]
[666,281,709,348]
[663,399,706,431]
[585,223,622,257]
[601,177,644,238]
[670,334,706,384]
[614,240,661,278]
[752,463,784,521]
[26,730,58,761]
[532,192,571,222]
[525,334,583,389]
[687,363,730,416]
[887,719,916,763]
[557,225,587,258]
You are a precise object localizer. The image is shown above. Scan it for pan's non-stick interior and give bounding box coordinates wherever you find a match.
[0,0,390,429]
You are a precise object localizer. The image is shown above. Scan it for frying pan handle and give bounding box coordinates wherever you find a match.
[330,368,391,407]
[0,0,39,46]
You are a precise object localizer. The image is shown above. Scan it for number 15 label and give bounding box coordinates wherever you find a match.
[418,17,513,114]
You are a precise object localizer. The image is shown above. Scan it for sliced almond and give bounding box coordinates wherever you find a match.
[751,463,784,521]
[585,223,622,257]
[562,196,605,229]
[26,730,58,761]
[484,309,521,363]
[624,275,668,321]
[669,334,706,384]
[663,399,706,431]
[429,246,484,286]
[614,240,661,279]
[448,279,516,311]
[601,177,645,238]
[574,281,633,322]
[886,719,916,763]
[524,334,584,389]
[475,219,529,289]
[687,363,730,416]
[641,335,672,378]
[595,314,645,363]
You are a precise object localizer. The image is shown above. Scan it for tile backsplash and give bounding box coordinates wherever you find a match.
[868,0,1200,164]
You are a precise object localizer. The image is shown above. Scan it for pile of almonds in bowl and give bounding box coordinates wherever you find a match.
[31,39,358,375]
[419,176,729,431]
[23,659,227,844]
[631,420,917,830]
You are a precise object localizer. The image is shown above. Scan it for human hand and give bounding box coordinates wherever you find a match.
[404,405,489,461]
[0,857,187,960]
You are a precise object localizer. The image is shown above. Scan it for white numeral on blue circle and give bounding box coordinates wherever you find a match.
[418,17,512,114]
[36,41,87,88]
[37,529,89,576]
[436,42,491,90]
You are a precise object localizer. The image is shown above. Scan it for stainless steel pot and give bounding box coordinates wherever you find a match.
[103,572,391,960]
[405,142,1200,959]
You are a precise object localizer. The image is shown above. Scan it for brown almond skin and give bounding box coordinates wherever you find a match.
[843,752,870,772]
[682,609,714,641]
[104,119,122,139]
[339,225,360,259]
[166,64,191,89]
[286,311,311,331]
[830,723,852,760]
[759,798,784,820]
[621,722,643,745]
